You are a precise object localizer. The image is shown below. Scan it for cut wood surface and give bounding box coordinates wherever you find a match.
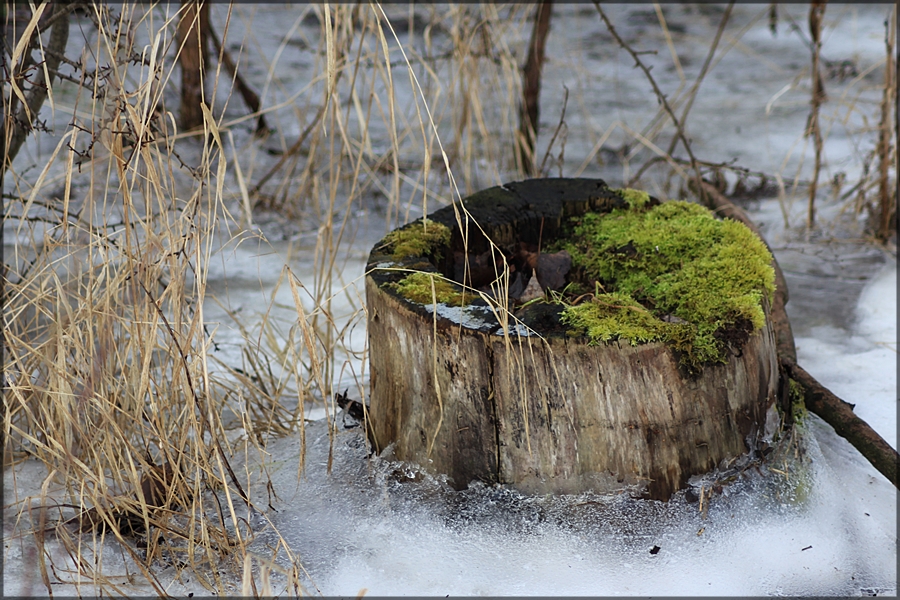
[367,179,781,500]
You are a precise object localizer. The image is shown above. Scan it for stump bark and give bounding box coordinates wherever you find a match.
[366,178,779,500]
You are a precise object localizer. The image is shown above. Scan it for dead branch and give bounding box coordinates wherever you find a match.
[876,11,896,241]
[518,0,553,177]
[1,3,74,171]
[207,18,269,135]
[632,2,735,186]
[666,2,733,158]
[249,101,328,199]
[538,85,569,177]
[786,361,898,488]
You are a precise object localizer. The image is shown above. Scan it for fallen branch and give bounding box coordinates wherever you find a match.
[700,181,899,489]
[785,360,898,487]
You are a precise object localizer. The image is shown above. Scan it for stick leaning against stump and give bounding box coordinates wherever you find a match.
[366,178,789,500]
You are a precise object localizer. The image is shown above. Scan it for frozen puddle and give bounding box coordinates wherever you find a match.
[230,416,895,597]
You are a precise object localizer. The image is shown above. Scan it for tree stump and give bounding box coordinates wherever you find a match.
[366,178,779,500]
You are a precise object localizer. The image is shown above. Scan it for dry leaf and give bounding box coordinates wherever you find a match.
[518,274,545,303]
[454,249,507,289]
[535,250,571,291]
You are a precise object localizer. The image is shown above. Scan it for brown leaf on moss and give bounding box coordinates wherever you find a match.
[455,249,508,289]
[536,250,572,291]
[514,242,540,271]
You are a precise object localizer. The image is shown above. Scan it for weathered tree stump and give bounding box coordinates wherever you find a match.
[366,178,779,500]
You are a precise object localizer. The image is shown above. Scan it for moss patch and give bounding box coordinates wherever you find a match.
[613,187,651,209]
[788,378,808,424]
[558,200,775,371]
[382,219,451,261]
[561,291,697,349]
[389,272,468,307]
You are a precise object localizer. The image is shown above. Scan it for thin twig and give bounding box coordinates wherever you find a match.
[135,277,253,512]
[631,2,735,186]
[207,18,269,134]
[1,3,73,170]
[249,101,329,198]
[538,85,568,176]
[876,9,896,241]
[593,3,704,202]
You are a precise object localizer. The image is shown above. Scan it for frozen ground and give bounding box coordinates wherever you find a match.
[180,245,900,598]
[5,236,895,596]
[3,2,897,596]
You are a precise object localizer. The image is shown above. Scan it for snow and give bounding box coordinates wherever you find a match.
[796,260,897,449]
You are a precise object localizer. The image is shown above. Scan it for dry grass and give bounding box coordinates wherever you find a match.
[2,2,895,595]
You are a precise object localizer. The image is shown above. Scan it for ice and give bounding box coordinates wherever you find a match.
[796,259,898,448]
[227,239,897,597]
[4,236,896,599]
[234,402,896,596]
[856,261,898,343]
[227,245,899,596]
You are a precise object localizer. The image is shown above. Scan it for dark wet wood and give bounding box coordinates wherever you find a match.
[786,361,898,487]
[367,178,780,500]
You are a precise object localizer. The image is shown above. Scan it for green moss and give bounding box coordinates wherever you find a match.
[389,272,468,306]
[382,219,451,261]
[559,200,775,371]
[769,377,813,505]
[788,378,808,423]
[561,291,697,348]
[613,187,651,209]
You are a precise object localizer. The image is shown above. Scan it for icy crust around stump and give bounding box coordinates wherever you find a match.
[365,178,779,500]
